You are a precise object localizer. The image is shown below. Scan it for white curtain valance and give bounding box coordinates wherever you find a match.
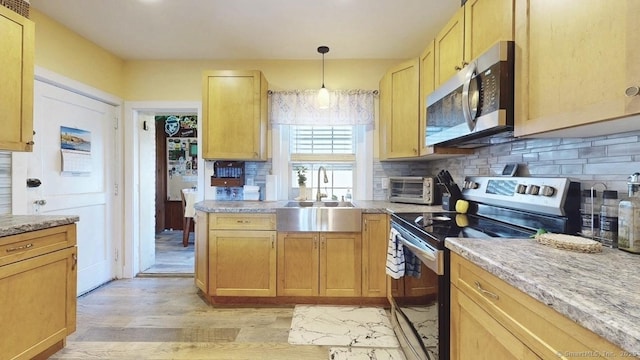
[269,89,377,126]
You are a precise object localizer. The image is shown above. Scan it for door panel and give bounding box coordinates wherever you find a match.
[28,81,117,294]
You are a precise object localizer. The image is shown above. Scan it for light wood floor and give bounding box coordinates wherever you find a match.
[140,231,195,275]
[50,277,330,359]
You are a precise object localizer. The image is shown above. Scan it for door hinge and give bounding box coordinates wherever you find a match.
[114,248,119,262]
[114,183,119,196]
[114,116,119,130]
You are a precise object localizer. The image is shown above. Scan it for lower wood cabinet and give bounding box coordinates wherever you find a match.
[450,252,629,359]
[207,213,276,297]
[277,232,362,297]
[0,224,77,360]
[361,213,388,297]
[196,212,387,302]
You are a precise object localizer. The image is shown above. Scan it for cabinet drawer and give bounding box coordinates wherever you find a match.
[209,213,276,231]
[450,253,628,359]
[0,224,76,267]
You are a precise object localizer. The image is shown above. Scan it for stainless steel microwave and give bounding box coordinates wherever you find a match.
[426,41,515,148]
[388,176,441,205]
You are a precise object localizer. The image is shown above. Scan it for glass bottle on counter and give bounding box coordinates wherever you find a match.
[619,173,640,254]
[600,190,618,248]
[580,189,601,239]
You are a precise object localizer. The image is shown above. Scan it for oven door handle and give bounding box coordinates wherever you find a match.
[397,235,444,276]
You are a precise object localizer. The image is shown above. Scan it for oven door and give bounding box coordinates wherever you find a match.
[389,221,447,360]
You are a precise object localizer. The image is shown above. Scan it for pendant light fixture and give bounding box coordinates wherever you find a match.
[317,45,330,109]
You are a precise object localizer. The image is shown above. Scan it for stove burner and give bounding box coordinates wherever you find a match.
[414,215,452,228]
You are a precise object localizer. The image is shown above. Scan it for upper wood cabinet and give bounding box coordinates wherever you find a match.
[0,6,34,152]
[435,0,514,86]
[514,0,640,137]
[202,70,268,161]
[419,41,436,156]
[435,7,465,86]
[379,58,420,159]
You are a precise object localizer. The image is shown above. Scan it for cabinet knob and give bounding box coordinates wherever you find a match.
[625,86,640,97]
[455,65,462,71]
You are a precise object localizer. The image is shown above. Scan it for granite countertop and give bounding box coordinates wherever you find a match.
[0,214,80,237]
[194,200,444,214]
[446,237,640,356]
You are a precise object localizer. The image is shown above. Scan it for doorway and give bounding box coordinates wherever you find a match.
[122,102,202,278]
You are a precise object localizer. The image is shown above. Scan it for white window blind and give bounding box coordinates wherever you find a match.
[290,126,354,155]
[0,152,11,214]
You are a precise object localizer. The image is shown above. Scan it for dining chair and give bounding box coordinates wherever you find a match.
[180,189,193,247]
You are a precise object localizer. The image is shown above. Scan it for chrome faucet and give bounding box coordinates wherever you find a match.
[316,166,329,201]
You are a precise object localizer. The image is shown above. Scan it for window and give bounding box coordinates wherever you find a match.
[289,125,355,200]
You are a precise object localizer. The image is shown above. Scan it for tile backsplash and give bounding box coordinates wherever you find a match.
[373,130,640,201]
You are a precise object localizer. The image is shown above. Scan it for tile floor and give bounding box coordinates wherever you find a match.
[139,230,195,275]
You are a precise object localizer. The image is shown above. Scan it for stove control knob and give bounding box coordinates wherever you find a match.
[516,184,527,194]
[527,185,540,195]
[540,185,555,197]
[464,181,479,189]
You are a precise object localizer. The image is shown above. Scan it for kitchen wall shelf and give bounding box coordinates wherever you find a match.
[211,161,244,187]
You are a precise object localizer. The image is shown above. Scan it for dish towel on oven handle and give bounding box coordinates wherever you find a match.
[386,228,405,279]
[404,249,422,278]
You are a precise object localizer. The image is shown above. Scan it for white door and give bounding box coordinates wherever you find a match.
[26,80,118,294]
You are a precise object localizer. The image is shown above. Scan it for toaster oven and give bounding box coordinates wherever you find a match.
[388,177,441,205]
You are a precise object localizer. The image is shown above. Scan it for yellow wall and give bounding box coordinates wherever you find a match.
[124,59,397,100]
[30,10,405,158]
[31,9,125,98]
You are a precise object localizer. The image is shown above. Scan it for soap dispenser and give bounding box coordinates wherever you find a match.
[618,172,640,254]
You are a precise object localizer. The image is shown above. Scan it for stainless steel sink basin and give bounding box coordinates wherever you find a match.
[277,202,361,232]
[285,201,354,208]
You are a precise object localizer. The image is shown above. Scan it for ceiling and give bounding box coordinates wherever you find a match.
[29,0,460,61]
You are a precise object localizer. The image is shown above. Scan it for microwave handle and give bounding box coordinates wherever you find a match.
[462,62,478,131]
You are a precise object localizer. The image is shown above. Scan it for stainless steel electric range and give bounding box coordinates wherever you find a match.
[388,176,581,360]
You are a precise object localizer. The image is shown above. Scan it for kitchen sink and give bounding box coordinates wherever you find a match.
[285,201,354,208]
[277,203,361,232]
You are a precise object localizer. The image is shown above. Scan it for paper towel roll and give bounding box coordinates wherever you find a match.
[265,175,278,201]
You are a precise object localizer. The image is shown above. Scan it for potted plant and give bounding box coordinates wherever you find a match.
[296,166,308,200]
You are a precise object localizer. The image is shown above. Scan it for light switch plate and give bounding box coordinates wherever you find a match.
[381,177,389,190]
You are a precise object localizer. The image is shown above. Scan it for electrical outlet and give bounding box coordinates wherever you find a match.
[381,177,389,190]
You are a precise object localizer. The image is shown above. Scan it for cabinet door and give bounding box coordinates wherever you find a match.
[451,286,542,360]
[362,214,388,297]
[202,70,267,160]
[464,0,514,63]
[209,230,276,297]
[435,7,465,86]
[277,232,319,297]
[419,41,436,156]
[194,211,208,293]
[515,0,640,136]
[380,58,420,159]
[0,6,34,152]
[0,247,77,360]
[320,232,362,297]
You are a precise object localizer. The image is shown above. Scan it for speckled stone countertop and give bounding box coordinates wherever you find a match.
[0,214,79,237]
[194,200,444,214]
[446,237,640,356]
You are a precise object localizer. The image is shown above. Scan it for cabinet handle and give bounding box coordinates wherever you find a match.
[72,253,78,271]
[6,243,33,253]
[314,236,318,249]
[26,141,35,146]
[474,281,499,300]
[364,219,367,231]
[455,65,462,71]
[236,220,250,224]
